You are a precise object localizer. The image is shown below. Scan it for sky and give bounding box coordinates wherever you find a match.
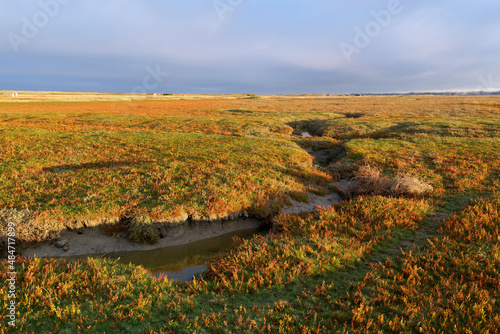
[1,0,499,94]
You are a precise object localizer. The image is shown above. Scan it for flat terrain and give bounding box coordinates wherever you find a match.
[1,92,499,332]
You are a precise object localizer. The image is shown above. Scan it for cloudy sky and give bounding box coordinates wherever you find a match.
[1,0,499,94]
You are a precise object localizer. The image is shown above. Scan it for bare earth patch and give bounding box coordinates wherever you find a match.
[281,192,342,214]
[22,218,263,258]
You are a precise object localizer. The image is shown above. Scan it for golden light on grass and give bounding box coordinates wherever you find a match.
[0,93,499,332]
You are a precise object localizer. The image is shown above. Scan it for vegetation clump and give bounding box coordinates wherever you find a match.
[342,165,433,198]
[391,175,434,196]
[326,161,360,179]
[245,94,262,99]
[127,215,159,244]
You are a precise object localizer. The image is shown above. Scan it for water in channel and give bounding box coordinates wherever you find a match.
[102,227,268,281]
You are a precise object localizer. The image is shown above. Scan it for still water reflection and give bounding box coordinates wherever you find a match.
[103,227,267,281]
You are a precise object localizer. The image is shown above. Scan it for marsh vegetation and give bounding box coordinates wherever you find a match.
[1,93,499,332]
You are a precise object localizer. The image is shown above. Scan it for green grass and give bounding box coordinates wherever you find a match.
[0,130,313,218]
[1,95,499,332]
[0,100,340,243]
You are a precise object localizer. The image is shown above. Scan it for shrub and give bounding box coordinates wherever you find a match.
[346,165,393,197]
[327,161,360,179]
[127,216,159,244]
[391,175,434,196]
[342,165,433,198]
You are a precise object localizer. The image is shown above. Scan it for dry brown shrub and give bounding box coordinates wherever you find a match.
[355,165,381,178]
[343,166,433,198]
[391,176,433,196]
[327,161,360,179]
[346,165,392,197]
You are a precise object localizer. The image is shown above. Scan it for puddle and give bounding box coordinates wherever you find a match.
[302,132,313,137]
[71,227,268,281]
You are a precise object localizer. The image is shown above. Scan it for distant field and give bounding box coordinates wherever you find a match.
[1,93,499,332]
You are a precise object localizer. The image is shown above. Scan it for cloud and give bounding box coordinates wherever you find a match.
[1,0,499,93]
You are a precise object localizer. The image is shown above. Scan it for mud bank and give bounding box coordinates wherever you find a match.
[22,218,263,258]
[22,187,342,259]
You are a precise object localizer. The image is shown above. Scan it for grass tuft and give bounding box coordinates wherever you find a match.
[343,165,433,198]
[391,175,434,196]
[127,216,159,244]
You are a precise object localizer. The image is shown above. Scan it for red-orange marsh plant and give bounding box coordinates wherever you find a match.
[203,196,430,293]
